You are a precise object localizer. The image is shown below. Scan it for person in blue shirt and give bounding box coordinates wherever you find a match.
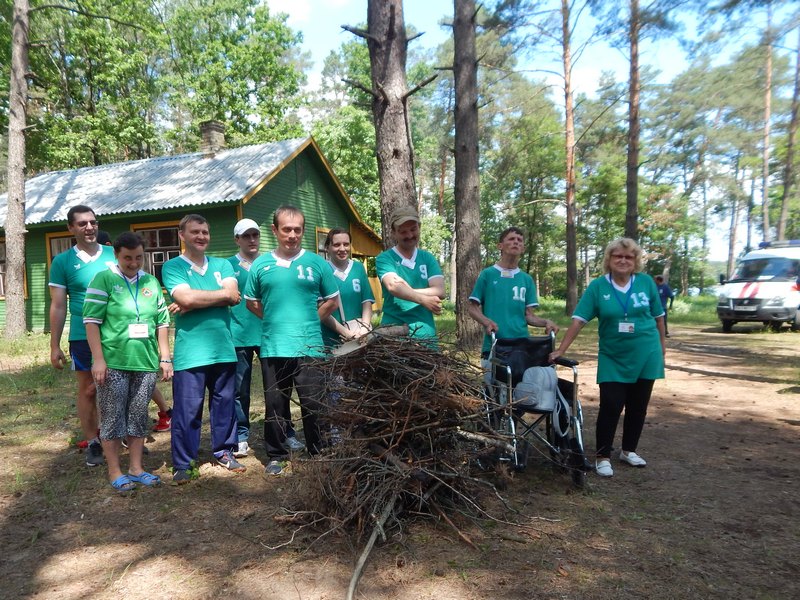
[655,275,675,337]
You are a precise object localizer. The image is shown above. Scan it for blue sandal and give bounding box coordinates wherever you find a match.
[111,474,137,493]
[127,471,161,486]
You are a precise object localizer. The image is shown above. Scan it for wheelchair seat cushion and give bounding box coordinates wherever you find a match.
[513,366,557,411]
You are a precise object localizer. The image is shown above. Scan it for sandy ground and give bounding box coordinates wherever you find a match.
[0,324,797,599]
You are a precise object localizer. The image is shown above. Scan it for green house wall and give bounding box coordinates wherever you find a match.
[3,146,366,333]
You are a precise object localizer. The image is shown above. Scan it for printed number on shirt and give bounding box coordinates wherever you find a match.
[419,265,428,280]
[512,286,526,302]
[214,272,223,286]
[296,265,315,281]
[353,279,361,292]
[630,292,650,307]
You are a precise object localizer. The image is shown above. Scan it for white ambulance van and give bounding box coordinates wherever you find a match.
[716,240,800,333]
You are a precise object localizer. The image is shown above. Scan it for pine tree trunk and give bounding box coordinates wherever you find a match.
[453,0,482,347]
[625,0,641,241]
[365,0,418,246]
[761,10,773,242]
[778,27,800,241]
[4,0,30,339]
[562,0,578,314]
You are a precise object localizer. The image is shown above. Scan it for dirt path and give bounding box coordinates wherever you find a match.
[0,326,797,599]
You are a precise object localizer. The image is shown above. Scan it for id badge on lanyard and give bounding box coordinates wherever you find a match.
[618,321,635,333]
[613,279,635,334]
[128,322,149,338]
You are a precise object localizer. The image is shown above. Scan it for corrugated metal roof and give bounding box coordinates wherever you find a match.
[0,138,309,227]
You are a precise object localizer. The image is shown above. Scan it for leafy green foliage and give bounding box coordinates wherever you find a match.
[312,105,381,230]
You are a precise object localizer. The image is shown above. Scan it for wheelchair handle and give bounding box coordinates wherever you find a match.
[553,356,578,368]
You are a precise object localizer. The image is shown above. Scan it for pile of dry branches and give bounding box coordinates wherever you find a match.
[284,333,510,548]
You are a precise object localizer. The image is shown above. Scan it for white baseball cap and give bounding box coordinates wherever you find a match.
[234,218,260,236]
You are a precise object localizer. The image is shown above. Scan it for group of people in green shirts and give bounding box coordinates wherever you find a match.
[49,202,665,491]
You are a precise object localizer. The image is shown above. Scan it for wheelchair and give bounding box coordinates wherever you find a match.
[482,332,591,487]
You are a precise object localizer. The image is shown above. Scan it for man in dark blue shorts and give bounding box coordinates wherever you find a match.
[49,205,116,466]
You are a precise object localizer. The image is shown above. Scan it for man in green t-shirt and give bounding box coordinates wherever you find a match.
[244,205,340,476]
[468,226,559,356]
[161,214,246,483]
[375,206,445,343]
[227,218,299,458]
[49,204,116,467]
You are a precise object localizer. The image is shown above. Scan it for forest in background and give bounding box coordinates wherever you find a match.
[1,0,798,299]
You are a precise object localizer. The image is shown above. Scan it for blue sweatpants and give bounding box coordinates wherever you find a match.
[171,362,238,470]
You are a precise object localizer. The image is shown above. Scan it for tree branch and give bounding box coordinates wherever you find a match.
[343,78,378,100]
[342,24,379,44]
[403,73,438,100]
[407,31,424,43]
[31,4,145,30]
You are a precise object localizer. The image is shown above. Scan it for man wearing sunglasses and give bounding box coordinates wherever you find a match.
[49,205,116,467]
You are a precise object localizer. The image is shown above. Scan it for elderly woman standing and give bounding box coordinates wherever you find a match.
[549,238,665,478]
[84,232,173,492]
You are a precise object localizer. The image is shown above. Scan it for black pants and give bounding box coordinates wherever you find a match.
[596,379,654,458]
[261,357,324,459]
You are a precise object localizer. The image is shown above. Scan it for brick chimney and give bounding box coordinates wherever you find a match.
[199,120,225,157]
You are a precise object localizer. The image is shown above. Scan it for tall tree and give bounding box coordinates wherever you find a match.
[561,0,579,313]
[4,0,29,338]
[778,25,800,240]
[345,0,432,242]
[163,0,305,147]
[625,0,642,240]
[590,0,682,240]
[452,0,482,346]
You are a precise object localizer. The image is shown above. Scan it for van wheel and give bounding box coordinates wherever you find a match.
[721,319,734,333]
[792,311,800,331]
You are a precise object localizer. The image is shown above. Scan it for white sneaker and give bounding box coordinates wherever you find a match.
[619,450,647,467]
[595,459,614,477]
[233,441,250,458]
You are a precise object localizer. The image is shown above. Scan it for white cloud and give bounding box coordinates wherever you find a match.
[267,0,311,25]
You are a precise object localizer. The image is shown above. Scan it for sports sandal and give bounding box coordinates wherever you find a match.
[127,471,161,486]
[110,474,137,493]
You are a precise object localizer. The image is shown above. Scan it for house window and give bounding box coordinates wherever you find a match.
[316,228,330,259]
[49,235,77,262]
[135,225,180,283]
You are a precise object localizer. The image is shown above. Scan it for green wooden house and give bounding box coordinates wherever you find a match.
[0,124,382,332]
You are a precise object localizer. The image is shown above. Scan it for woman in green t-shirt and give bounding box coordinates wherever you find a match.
[320,228,374,347]
[549,238,666,478]
[84,233,173,492]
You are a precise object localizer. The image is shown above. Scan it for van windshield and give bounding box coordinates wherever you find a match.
[729,257,800,282]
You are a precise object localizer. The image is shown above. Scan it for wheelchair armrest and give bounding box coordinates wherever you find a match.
[553,356,579,368]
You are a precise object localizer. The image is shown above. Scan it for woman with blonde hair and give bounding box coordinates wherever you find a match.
[550,238,665,478]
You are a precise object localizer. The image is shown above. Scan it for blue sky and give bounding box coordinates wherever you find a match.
[267,0,690,94]
[267,0,771,261]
